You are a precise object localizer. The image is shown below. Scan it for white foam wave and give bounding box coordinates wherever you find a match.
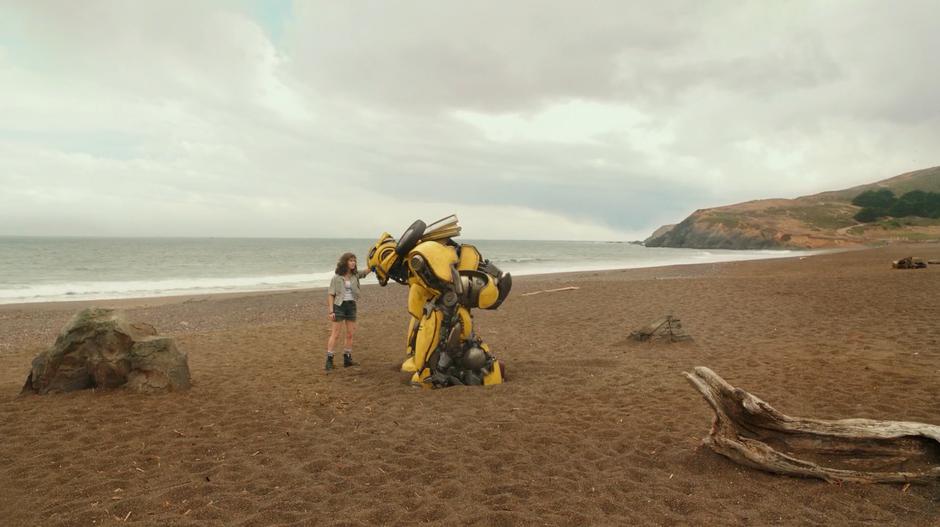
[0,271,344,304]
[498,249,814,277]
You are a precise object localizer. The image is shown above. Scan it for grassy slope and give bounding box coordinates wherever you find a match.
[807,166,940,202]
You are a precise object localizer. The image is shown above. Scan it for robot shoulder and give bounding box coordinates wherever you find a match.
[409,241,459,282]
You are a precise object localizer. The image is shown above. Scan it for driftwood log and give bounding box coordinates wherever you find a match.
[892,256,927,269]
[684,367,940,483]
[521,286,580,297]
[630,315,691,342]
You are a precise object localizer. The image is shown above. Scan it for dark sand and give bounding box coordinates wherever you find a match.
[1,245,939,526]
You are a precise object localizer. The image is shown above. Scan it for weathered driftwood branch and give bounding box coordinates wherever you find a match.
[630,315,691,342]
[521,286,579,297]
[684,367,940,484]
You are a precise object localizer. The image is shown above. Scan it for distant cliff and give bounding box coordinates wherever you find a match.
[645,166,940,249]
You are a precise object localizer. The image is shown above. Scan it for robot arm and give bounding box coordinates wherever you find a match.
[454,244,512,310]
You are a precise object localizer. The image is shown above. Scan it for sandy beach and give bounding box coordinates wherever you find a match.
[1,244,939,526]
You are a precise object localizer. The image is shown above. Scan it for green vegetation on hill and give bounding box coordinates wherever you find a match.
[852,189,940,222]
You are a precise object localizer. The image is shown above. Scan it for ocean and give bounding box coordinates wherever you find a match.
[0,237,808,304]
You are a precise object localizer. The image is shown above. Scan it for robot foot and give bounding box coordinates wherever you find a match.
[426,371,464,388]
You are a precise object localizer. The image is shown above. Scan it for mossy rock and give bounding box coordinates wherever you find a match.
[22,308,190,395]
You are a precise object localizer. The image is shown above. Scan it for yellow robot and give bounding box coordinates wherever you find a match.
[367,215,512,388]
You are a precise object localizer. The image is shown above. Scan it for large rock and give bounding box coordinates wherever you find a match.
[22,308,191,394]
[643,223,676,245]
[644,213,790,250]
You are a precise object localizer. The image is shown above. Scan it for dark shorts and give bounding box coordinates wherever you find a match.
[334,300,357,322]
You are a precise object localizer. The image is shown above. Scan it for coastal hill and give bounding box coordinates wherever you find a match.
[645,166,940,249]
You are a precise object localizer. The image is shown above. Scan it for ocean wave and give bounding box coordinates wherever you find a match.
[0,272,341,304]
[496,257,547,264]
[497,249,827,277]
[0,246,826,305]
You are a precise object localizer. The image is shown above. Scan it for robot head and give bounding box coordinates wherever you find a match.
[367,232,399,286]
[367,220,428,287]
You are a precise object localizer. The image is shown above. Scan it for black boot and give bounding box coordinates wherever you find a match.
[325,354,334,371]
[343,352,354,368]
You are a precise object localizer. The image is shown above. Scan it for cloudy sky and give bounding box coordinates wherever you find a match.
[1,1,937,240]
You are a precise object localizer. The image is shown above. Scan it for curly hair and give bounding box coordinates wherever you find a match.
[335,252,358,276]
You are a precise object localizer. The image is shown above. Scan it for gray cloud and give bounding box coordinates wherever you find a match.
[286,1,708,112]
[1,1,938,240]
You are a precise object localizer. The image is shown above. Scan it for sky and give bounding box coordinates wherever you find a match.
[1,1,938,241]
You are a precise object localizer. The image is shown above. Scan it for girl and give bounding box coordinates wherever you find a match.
[326,252,370,370]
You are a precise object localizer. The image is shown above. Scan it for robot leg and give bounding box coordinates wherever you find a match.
[410,310,442,386]
[457,309,504,385]
[401,317,419,373]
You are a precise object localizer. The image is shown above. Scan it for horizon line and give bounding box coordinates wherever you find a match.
[0,234,643,243]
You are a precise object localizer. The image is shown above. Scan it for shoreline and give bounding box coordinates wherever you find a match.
[0,247,844,310]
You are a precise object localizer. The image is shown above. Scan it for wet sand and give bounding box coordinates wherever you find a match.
[1,244,939,526]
